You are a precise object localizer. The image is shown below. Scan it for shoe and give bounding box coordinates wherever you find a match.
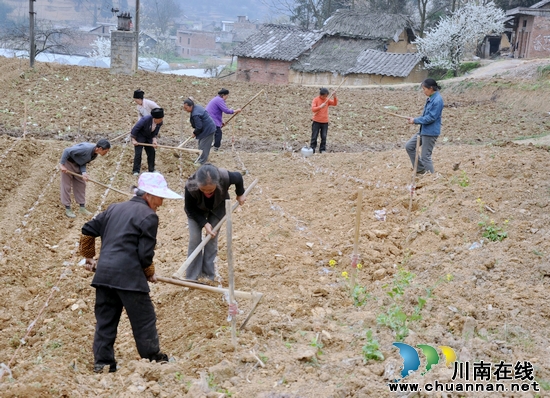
[79,207,93,216]
[133,172,139,176]
[416,170,428,175]
[93,363,117,373]
[213,147,219,152]
[320,151,326,154]
[150,352,169,363]
[65,208,76,218]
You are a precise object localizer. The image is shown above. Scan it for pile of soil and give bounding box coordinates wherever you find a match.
[0,56,550,397]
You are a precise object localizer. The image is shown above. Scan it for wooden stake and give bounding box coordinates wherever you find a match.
[407,135,421,222]
[226,199,237,348]
[350,187,363,291]
[137,142,201,154]
[223,89,264,126]
[64,169,132,197]
[173,179,258,279]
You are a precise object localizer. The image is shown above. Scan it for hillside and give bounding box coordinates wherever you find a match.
[0,56,550,397]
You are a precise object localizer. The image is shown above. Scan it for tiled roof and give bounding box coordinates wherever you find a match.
[323,9,416,41]
[291,36,383,73]
[231,24,324,61]
[347,49,421,77]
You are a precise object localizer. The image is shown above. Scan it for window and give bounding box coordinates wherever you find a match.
[188,38,190,45]
[523,20,527,28]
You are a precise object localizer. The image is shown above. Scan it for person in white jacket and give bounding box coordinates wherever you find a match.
[133,89,160,121]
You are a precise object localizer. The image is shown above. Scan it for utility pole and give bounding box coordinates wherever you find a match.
[135,0,139,72]
[29,0,36,67]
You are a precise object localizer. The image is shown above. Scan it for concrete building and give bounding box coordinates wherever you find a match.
[507,0,550,58]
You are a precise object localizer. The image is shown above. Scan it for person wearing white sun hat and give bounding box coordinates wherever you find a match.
[79,172,182,373]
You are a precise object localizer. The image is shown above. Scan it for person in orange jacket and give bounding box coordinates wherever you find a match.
[310,87,338,154]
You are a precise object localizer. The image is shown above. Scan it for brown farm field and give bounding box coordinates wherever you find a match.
[1,56,550,397]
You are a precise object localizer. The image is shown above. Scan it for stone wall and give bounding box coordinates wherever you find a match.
[110,31,137,75]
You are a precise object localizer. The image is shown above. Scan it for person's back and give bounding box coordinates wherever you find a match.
[85,197,158,293]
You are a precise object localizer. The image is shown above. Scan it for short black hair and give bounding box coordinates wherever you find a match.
[218,88,229,96]
[320,87,329,95]
[183,98,194,107]
[96,139,111,149]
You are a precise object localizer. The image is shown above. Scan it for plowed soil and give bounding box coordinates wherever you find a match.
[1,56,550,398]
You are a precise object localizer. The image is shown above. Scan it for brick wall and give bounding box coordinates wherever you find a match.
[235,57,290,84]
[176,31,217,57]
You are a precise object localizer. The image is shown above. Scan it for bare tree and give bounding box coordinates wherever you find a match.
[141,0,181,36]
[262,0,352,29]
[1,19,77,57]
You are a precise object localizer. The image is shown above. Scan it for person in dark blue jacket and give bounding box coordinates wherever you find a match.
[130,107,164,175]
[80,172,182,373]
[405,78,444,174]
[183,98,216,165]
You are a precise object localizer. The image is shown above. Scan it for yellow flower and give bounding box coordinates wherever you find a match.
[504,219,509,224]
[446,274,453,282]
[342,271,349,279]
[357,263,363,269]
[329,259,337,267]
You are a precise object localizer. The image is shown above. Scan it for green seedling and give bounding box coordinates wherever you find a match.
[362,330,384,362]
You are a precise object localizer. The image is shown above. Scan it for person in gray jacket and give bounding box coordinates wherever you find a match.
[183,98,216,165]
[80,172,182,373]
[59,139,111,218]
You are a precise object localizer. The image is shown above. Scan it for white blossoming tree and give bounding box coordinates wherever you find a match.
[414,2,506,76]
[88,36,111,58]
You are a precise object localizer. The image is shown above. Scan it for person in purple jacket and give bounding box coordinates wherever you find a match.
[205,89,241,151]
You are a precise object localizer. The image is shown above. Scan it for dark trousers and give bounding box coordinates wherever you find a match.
[133,145,155,173]
[310,122,329,153]
[93,286,161,367]
[214,126,223,148]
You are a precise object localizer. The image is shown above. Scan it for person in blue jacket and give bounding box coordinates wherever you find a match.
[183,98,216,165]
[405,78,444,174]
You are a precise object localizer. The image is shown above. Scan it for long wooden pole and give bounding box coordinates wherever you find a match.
[313,76,347,116]
[156,276,257,300]
[137,142,202,154]
[111,132,128,142]
[64,169,132,197]
[381,110,410,119]
[223,89,264,126]
[177,135,194,148]
[407,135,421,222]
[226,199,237,347]
[173,178,258,279]
[350,187,363,291]
[156,275,263,330]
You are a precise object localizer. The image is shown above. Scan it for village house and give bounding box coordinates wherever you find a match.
[231,10,426,85]
[291,10,426,85]
[231,24,323,84]
[507,0,550,58]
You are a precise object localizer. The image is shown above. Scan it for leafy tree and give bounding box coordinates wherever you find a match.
[414,1,505,76]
